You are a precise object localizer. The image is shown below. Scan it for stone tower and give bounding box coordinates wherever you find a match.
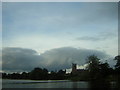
[72,63,77,74]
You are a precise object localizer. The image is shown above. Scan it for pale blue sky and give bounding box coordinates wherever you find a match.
[2,2,118,56]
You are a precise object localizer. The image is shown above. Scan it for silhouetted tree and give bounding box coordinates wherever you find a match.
[2,73,7,79]
[21,72,29,79]
[49,71,57,80]
[114,55,120,89]
[57,69,66,80]
[86,55,100,80]
[114,55,120,73]
[99,62,112,78]
[41,68,49,80]
[10,73,21,79]
[30,67,48,80]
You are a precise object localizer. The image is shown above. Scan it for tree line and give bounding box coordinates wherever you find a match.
[2,55,120,82]
[2,68,67,80]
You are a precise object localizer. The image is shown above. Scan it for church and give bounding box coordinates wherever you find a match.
[71,63,87,75]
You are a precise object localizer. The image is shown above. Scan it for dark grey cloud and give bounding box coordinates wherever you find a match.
[2,47,44,72]
[40,47,111,70]
[76,32,117,41]
[2,47,114,72]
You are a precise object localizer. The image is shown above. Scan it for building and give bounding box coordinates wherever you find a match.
[71,63,87,75]
[72,63,77,73]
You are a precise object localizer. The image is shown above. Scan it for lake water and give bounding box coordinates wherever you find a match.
[2,79,89,88]
[2,79,117,89]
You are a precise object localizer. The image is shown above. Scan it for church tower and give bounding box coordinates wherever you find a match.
[72,63,77,74]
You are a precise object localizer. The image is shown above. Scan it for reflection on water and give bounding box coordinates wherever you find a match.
[89,80,111,90]
[115,77,120,90]
[2,79,118,89]
[88,79,119,90]
[2,79,89,88]
[72,82,78,88]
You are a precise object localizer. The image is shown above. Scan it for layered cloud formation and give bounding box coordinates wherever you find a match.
[3,2,118,56]
[2,47,115,72]
[2,2,118,73]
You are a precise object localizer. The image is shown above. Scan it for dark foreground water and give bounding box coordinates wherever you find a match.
[2,79,117,89]
[2,79,89,88]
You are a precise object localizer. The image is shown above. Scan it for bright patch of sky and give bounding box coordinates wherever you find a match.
[2,2,118,56]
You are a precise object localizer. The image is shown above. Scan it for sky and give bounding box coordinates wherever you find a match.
[2,2,118,72]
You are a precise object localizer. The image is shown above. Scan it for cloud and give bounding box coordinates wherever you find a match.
[2,47,45,72]
[2,2,117,56]
[76,32,117,41]
[77,36,101,41]
[2,47,114,72]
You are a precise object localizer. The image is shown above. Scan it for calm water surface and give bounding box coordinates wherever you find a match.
[2,79,89,88]
[2,79,117,89]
